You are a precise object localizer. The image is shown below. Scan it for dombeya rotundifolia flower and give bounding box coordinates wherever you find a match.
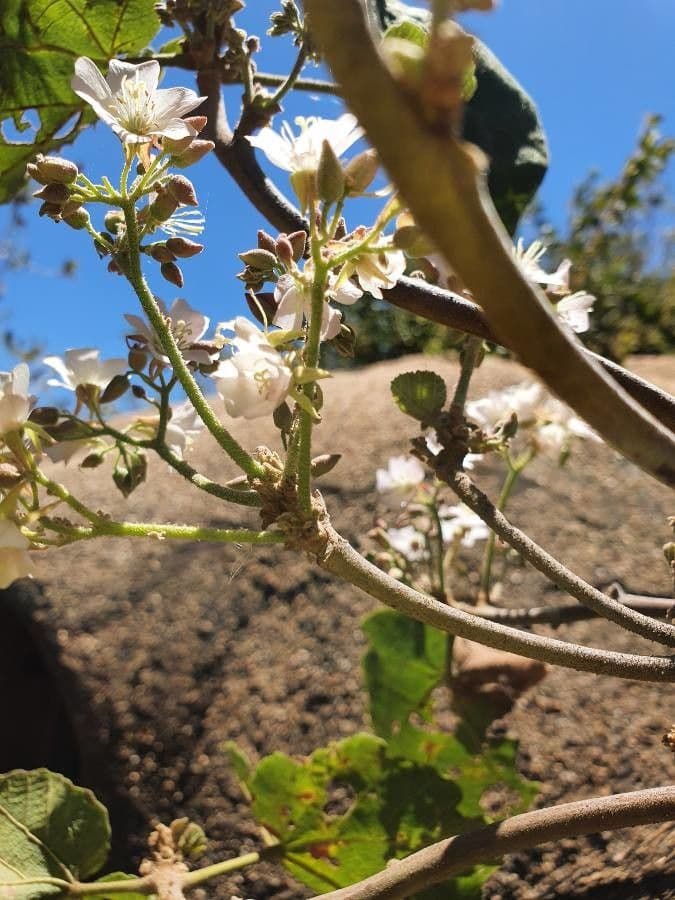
[71,58,205,149]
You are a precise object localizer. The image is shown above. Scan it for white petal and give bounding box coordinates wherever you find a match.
[247,129,294,171]
[71,57,112,105]
[154,86,205,121]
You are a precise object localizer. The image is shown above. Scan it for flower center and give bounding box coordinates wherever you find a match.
[114,76,156,137]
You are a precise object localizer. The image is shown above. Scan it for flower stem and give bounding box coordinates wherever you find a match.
[451,336,482,412]
[120,201,264,480]
[43,517,284,546]
[181,851,261,889]
[265,46,308,108]
[297,251,329,511]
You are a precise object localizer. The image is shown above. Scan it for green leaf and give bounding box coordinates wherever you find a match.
[390,371,447,422]
[0,0,160,202]
[0,768,110,897]
[370,0,549,233]
[79,872,147,900]
[223,740,253,789]
[250,753,326,842]
[383,19,427,47]
[363,610,447,739]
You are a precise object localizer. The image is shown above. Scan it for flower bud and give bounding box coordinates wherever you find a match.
[149,242,176,263]
[289,169,316,213]
[257,230,277,254]
[172,140,215,169]
[104,210,125,234]
[33,183,70,204]
[275,235,294,267]
[100,374,130,404]
[107,259,122,275]
[238,249,278,271]
[287,230,307,261]
[63,208,90,230]
[38,201,65,220]
[29,406,60,426]
[0,462,24,489]
[344,149,379,194]
[128,347,148,372]
[184,115,208,135]
[147,189,180,224]
[132,384,147,399]
[34,154,78,184]
[163,134,194,155]
[317,140,345,203]
[161,261,184,288]
[665,543,675,565]
[166,174,198,206]
[311,453,342,477]
[80,452,105,469]
[166,237,203,258]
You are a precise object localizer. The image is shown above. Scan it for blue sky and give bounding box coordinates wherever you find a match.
[0,0,673,375]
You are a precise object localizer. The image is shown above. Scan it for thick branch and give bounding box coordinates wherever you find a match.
[320,526,675,681]
[310,786,675,900]
[304,0,675,487]
[445,470,675,647]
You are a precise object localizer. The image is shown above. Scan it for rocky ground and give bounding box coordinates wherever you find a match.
[1,353,674,899]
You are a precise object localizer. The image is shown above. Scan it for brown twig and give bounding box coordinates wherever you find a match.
[309,786,675,900]
[320,525,675,681]
[304,0,675,487]
[460,595,674,628]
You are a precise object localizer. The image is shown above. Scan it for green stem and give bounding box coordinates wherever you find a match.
[265,46,308,108]
[254,71,338,95]
[153,444,262,507]
[32,468,104,525]
[297,253,329,511]
[69,877,153,896]
[477,452,531,604]
[43,518,284,546]
[428,493,447,601]
[181,851,261,889]
[120,201,264,480]
[451,336,482,411]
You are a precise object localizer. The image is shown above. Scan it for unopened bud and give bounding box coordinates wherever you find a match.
[29,406,60,426]
[39,201,64,220]
[275,235,294,267]
[148,188,180,222]
[100,374,130,404]
[0,462,24,489]
[317,140,345,203]
[34,154,78,184]
[501,412,519,440]
[104,210,125,233]
[128,348,148,372]
[80,452,105,469]
[289,169,316,213]
[344,149,379,194]
[61,207,89,230]
[33,183,70,204]
[287,230,307,261]
[166,237,203,258]
[183,115,208,134]
[163,134,194,155]
[149,242,176,263]
[331,322,357,359]
[166,174,198,206]
[107,259,122,275]
[665,543,675,564]
[257,230,277,253]
[238,249,278,271]
[272,402,293,434]
[311,453,342,477]
[161,261,184,287]
[132,384,147,399]
[173,139,215,169]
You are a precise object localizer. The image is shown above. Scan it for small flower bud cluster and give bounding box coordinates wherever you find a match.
[162,115,215,168]
[26,155,90,229]
[237,229,306,290]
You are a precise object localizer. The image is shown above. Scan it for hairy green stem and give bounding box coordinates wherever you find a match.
[43,518,283,546]
[181,851,261,888]
[120,201,263,479]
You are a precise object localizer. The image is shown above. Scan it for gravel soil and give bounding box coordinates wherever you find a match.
[1,353,674,899]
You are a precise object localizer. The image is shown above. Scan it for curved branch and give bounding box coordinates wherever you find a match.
[309,786,675,900]
[461,593,674,628]
[385,278,675,435]
[320,526,675,681]
[444,470,675,647]
[304,0,675,487]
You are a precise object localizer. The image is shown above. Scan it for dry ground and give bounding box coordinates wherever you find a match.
[1,354,674,899]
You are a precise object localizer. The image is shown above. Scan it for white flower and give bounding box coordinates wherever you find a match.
[43,348,127,392]
[0,364,31,435]
[211,318,291,420]
[514,239,571,294]
[125,298,213,366]
[71,58,205,145]
[467,382,544,432]
[0,521,32,587]
[555,291,595,334]
[535,397,600,452]
[46,438,105,467]
[386,525,427,562]
[345,248,406,299]
[376,455,426,494]
[247,114,363,175]
[165,400,203,458]
[425,429,483,469]
[439,504,490,548]
[274,268,362,341]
